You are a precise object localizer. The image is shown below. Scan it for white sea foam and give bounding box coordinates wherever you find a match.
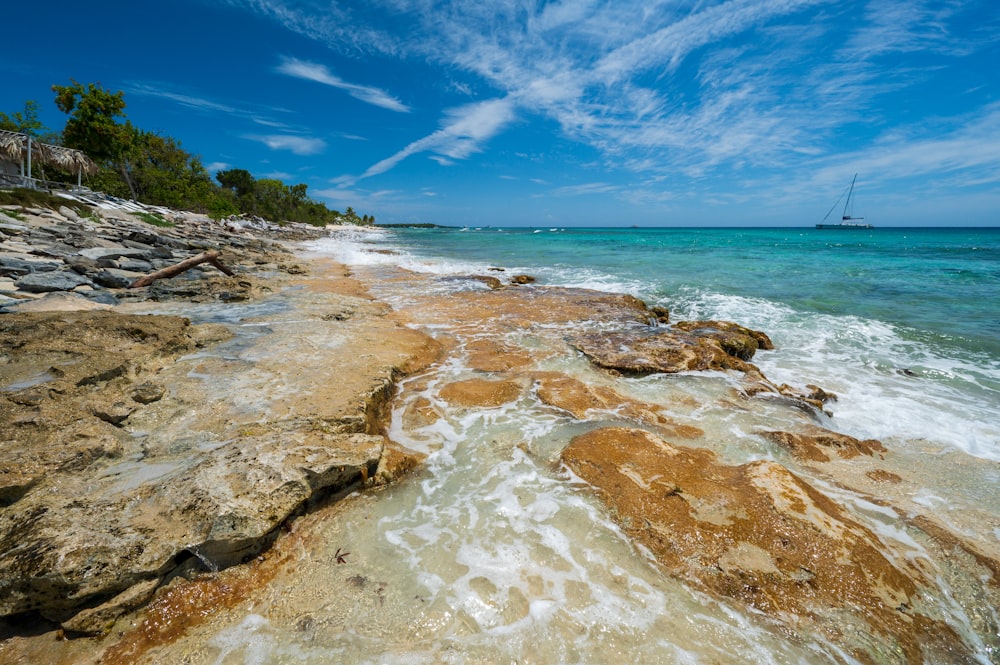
[661,288,1000,461]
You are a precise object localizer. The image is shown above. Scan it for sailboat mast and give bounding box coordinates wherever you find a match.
[842,173,858,220]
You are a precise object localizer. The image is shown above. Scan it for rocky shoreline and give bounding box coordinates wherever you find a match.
[2,195,998,663]
[1,195,439,639]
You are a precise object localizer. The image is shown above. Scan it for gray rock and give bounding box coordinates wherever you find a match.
[76,289,119,306]
[0,256,63,276]
[2,291,113,312]
[15,271,94,293]
[117,259,153,273]
[93,269,141,289]
[0,221,29,234]
[58,206,80,222]
[78,247,153,261]
[65,256,100,274]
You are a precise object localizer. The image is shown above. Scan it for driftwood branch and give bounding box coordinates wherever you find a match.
[128,250,235,289]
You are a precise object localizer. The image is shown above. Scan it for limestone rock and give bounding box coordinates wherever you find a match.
[561,427,973,662]
[534,372,703,439]
[131,382,167,404]
[439,378,522,407]
[569,326,755,375]
[465,339,533,372]
[0,431,384,622]
[760,425,885,463]
[671,319,774,360]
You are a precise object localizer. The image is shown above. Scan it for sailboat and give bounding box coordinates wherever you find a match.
[816,173,873,229]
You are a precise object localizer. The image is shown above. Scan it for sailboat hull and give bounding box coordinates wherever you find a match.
[816,223,873,229]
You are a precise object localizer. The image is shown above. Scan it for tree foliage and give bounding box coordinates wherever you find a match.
[0,100,51,138]
[6,81,374,226]
[52,81,130,163]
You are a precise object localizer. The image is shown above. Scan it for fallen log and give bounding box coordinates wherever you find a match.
[128,250,235,289]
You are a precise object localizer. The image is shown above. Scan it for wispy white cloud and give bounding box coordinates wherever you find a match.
[229,0,998,200]
[204,161,231,173]
[276,56,410,112]
[551,182,621,197]
[246,134,326,155]
[357,97,516,180]
[126,82,288,127]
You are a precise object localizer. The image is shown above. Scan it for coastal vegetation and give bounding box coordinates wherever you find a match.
[1,81,372,226]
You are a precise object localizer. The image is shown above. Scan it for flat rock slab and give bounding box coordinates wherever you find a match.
[14,270,94,293]
[0,279,440,633]
[439,378,523,407]
[561,427,975,663]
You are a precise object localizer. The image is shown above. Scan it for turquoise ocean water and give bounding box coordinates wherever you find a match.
[328,226,1000,461]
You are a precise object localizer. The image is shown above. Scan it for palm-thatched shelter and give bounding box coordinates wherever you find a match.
[0,129,98,188]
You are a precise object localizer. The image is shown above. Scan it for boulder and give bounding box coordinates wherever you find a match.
[78,247,153,261]
[561,427,974,662]
[93,268,143,289]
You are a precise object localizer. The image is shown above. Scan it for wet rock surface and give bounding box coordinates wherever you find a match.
[561,427,982,663]
[0,197,437,635]
[569,321,770,374]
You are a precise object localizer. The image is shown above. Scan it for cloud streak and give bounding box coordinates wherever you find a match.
[357,97,516,180]
[245,133,326,155]
[276,57,410,112]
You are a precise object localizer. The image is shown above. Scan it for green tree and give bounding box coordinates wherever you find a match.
[52,80,138,198]
[0,100,49,137]
[216,168,256,198]
[123,130,220,210]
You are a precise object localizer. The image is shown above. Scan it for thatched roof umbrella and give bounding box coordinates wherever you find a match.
[0,129,98,185]
[40,143,99,176]
[0,130,26,163]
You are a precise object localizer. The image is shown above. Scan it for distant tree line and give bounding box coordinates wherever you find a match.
[0,81,373,227]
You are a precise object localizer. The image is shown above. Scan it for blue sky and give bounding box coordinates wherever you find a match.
[3,0,999,226]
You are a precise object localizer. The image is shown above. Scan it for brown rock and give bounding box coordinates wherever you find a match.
[469,275,504,290]
[569,328,753,374]
[561,427,972,662]
[465,339,533,372]
[439,378,522,407]
[131,382,167,404]
[510,274,535,284]
[867,469,903,484]
[534,373,702,439]
[401,396,443,429]
[760,426,886,463]
[671,320,774,360]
